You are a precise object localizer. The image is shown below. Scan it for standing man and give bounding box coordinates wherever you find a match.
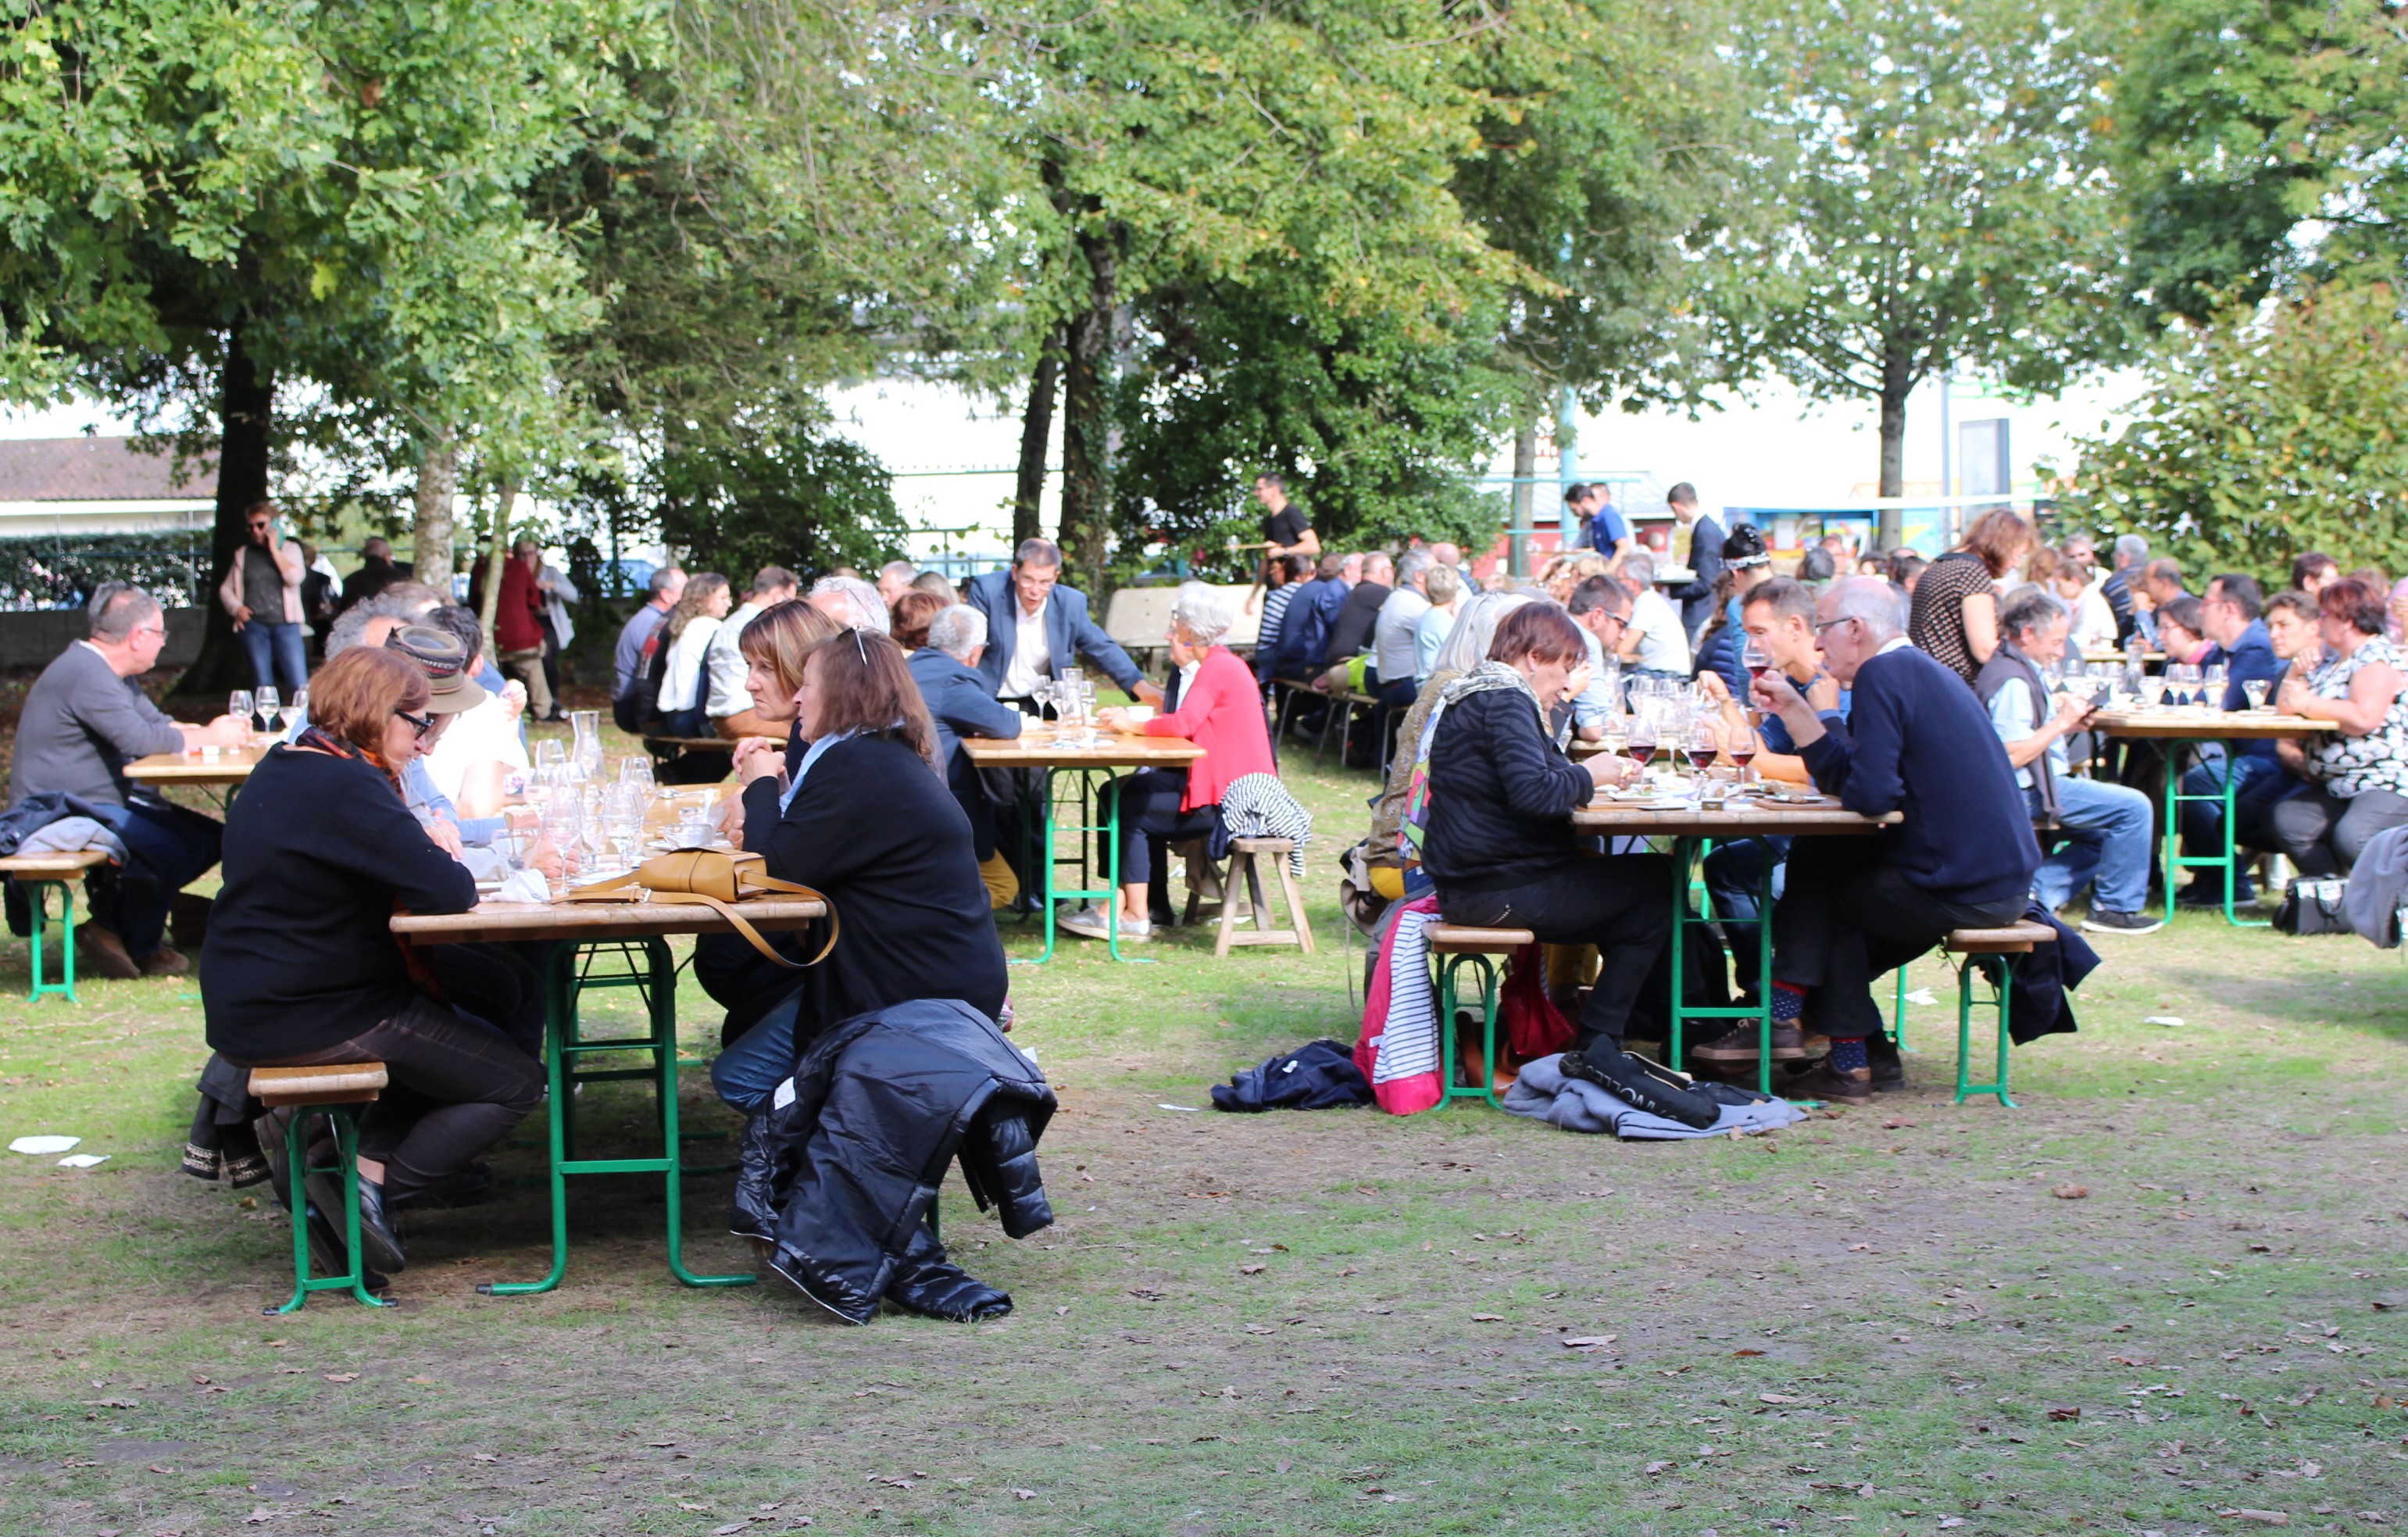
[216,499,308,696]
[9,583,248,977]
[612,564,685,733]
[1563,483,1634,565]
[493,538,554,721]
[707,566,802,739]
[1754,578,2042,1102]
[964,538,1163,710]
[1256,473,1319,563]
[1662,482,1726,643]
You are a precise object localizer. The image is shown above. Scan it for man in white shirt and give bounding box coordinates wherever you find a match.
[1370,549,1434,712]
[707,565,801,739]
[1616,552,1692,677]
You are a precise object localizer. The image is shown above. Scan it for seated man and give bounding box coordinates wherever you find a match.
[963,538,1163,711]
[1615,552,1692,680]
[706,566,802,740]
[1567,574,1631,739]
[909,604,1024,910]
[1755,578,2040,1102]
[2178,574,2295,906]
[612,564,686,733]
[6,583,247,977]
[1977,588,2162,935]
[806,574,891,634]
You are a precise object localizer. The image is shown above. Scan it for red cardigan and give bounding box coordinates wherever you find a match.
[1141,645,1277,811]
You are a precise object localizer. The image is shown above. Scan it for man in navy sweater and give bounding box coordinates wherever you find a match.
[2177,573,2295,908]
[1753,577,2040,1101]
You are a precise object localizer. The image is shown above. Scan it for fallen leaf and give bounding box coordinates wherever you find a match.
[1643,1460,1674,1475]
[1760,1393,1802,1404]
[1560,1335,1617,1349]
[2216,1510,2291,1527]
[1470,1314,1504,1323]
[322,1373,358,1384]
[1011,1489,1036,1500]
[2053,1185,2089,1200]
[1238,1264,1265,1275]
[1731,1348,1766,1358]
[2046,1406,2081,1422]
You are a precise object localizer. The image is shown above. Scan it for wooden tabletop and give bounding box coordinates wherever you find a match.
[2089,709,2328,740]
[392,894,827,947]
[124,745,268,784]
[961,730,1206,769]
[2082,649,2167,665]
[1571,797,1902,837]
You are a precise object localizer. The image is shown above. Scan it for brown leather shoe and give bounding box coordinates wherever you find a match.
[77,924,141,980]
[1692,1024,1828,1063]
[1781,1061,1874,1104]
[137,943,191,977]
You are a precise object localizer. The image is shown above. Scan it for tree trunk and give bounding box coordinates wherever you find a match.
[412,431,460,593]
[1876,348,1913,550]
[475,483,518,663]
[177,321,275,699]
[1012,330,1061,551]
[1058,229,1117,595]
[1510,424,1538,577]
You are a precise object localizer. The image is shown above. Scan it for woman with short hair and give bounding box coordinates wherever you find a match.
[888,588,950,651]
[1909,508,2034,684]
[1420,602,1670,1058]
[734,599,841,775]
[201,648,541,1277]
[709,627,1009,1113]
[649,572,732,737]
[1077,581,1282,942]
[2270,578,2408,874]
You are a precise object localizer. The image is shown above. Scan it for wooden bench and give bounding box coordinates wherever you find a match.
[1944,920,2057,1106]
[248,1063,392,1314]
[0,849,111,1003]
[1424,923,1537,1110]
[1187,838,1315,959]
[640,735,734,785]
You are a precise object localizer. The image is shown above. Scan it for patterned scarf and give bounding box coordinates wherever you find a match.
[293,724,403,796]
[1399,661,1557,860]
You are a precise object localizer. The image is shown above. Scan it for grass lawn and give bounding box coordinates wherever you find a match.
[1,717,2403,1536]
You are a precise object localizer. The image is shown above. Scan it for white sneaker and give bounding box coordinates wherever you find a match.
[1060,905,1149,942]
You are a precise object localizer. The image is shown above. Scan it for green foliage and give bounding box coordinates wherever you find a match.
[2056,283,2408,578]
[2106,0,2408,321]
[650,412,906,584]
[0,531,206,610]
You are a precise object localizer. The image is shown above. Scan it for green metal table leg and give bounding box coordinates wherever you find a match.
[1013,767,1061,965]
[1893,967,1910,1052]
[1672,835,1780,1096]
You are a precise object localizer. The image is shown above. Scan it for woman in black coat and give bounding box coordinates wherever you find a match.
[1422,601,1670,1057]
[705,625,1009,1113]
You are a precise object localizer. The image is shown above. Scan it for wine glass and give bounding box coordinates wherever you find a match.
[2243,678,2271,711]
[228,689,254,736]
[2140,674,2167,710]
[617,756,655,792]
[1727,722,1760,788]
[1627,717,1658,777]
[255,685,280,731]
[536,738,566,772]
[2203,662,2229,707]
[1687,721,1719,776]
[289,688,309,731]
[1600,712,1628,759]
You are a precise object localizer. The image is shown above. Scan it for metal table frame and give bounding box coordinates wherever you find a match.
[2091,712,2326,928]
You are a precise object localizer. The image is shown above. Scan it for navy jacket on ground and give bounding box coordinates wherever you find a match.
[962,571,1141,695]
[909,646,1024,859]
[1796,644,2040,907]
[1209,1039,1371,1112]
[2210,620,2287,761]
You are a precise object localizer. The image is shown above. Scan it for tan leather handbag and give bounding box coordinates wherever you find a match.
[564,849,835,967]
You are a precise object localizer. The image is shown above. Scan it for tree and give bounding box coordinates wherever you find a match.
[2055,282,2408,578]
[0,0,650,688]
[2106,0,2408,321]
[1702,0,2132,545]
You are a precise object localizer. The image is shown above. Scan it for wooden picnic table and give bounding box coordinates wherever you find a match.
[963,728,1206,962]
[2085,708,2328,926]
[124,743,266,792]
[391,891,826,1297]
[1570,788,1900,1094]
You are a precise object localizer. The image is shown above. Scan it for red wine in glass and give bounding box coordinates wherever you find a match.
[1691,745,1718,771]
[1728,743,1756,771]
[1629,739,1657,767]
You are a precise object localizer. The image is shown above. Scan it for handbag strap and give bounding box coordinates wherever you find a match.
[561,881,838,969]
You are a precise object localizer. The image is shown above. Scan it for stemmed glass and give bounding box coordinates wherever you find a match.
[536,738,566,774]
[255,685,280,733]
[2243,678,2271,711]
[228,690,254,737]
[1686,721,1719,776]
[1627,716,1658,778]
[1727,722,1760,789]
[2203,662,2229,708]
[288,686,309,735]
[617,756,655,792]
[2140,674,2167,710]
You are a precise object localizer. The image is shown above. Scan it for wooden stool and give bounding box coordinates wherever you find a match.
[0,849,110,1003]
[1195,838,1315,959]
[1944,921,2056,1106]
[248,1064,394,1313]
[1424,924,1535,1110]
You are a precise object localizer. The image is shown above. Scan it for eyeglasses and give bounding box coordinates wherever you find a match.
[1813,616,1862,634]
[394,709,437,741]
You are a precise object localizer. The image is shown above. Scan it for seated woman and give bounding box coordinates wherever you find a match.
[647,572,731,738]
[1367,592,1531,901]
[706,627,1009,1116]
[1076,584,1277,942]
[888,588,950,652]
[2270,578,2408,875]
[731,598,841,785]
[200,648,542,1276]
[1420,602,1670,1061]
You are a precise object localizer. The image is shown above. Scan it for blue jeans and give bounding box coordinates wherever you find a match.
[238,620,309,695]
[713,991,802,1113]
[1702,835,1789,996]
[91,798,221,959]
[2035,775,2153,915]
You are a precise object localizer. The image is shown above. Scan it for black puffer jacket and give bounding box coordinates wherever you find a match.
[734,997,1055,1324]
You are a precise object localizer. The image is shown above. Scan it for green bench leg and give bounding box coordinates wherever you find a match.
[1952,953,2018,1107]
[23,878,77,1003]
[1435,953,1503,1109]
[1892,967,1910,1053]
[267,1105,391,1314]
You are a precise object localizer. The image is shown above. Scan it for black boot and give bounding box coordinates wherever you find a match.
[1867,1033,1906,1092]
[731,1111,778,1242]
[884,1221,1013,1321]
[307,1170,406,1274]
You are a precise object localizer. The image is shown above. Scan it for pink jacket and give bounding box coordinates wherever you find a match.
[1141,645,1277,812]
[216,536,305,625]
